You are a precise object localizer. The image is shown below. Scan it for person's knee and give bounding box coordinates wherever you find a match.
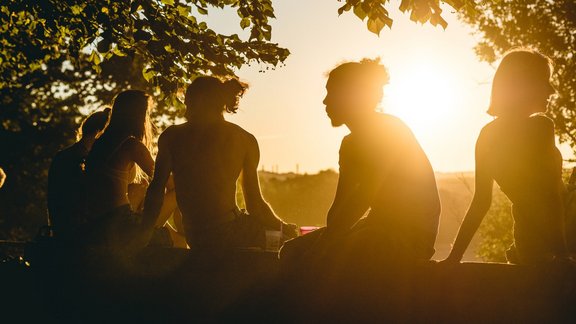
[279,228,324,261]
[279,236,299,261]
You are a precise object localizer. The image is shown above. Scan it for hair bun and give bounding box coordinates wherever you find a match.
[220,78,248,113]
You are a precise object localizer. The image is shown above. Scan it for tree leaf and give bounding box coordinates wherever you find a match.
[240,17,250,29]
[399,0,411,13]
[367,17,385,35]
[142,67,155,82]
[197,6,208,15]
[353,5,367,21]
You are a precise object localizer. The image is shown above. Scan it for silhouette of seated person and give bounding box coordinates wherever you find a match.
[84,90,177,249]
[47,108,110,241]
[280,59,441,267]
[443,50,567,265]
[143,76,298,250]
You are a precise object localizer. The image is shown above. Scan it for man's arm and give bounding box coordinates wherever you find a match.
[142,131,173,228]
[326,137,390,235]
[326,168,385,235]
[242,135,296,237]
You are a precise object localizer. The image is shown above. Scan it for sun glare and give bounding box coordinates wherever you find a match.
[382,62,463,136]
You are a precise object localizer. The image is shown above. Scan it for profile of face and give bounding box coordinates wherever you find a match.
[323,76,352,127]
[323,76,382,127]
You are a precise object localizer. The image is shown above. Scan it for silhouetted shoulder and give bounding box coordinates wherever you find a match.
[223,121,258,145]
[380,113,405,126]
[158,124,180,143]
[224,121,252,135]
[476,120,501,152]
[529,115,555,137]
[379,114,412,132]
[122,135,148,153]
[378,113,419,143]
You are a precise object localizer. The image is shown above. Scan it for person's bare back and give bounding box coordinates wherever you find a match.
[162,120,255,234]
[143,76,298,250]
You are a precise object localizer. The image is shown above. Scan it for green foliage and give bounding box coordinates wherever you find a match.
[0,0,288,240]
[0,0,289,104]
[476,186,513,263]
[0,56,99,240]
[459,0,576,151]
[337,0,479,35]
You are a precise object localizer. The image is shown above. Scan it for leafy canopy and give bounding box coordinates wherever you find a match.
[0,0,289,105]
[337,0,478,35]
[459,0,576,149]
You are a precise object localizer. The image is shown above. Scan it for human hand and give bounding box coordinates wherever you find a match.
[282,223,299,240]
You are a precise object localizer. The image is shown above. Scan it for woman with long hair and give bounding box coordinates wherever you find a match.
[85,90,177,248]
[444,49,566,264]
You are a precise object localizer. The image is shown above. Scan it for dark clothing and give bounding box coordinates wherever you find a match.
[281,114,440,267]
[337,115,440,259]
[83,204,142,247]
[186,208,265,250]
[47,142,89,240]
[481,116,565,263]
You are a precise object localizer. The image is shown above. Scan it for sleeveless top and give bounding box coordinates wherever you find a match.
[85,136,137,217]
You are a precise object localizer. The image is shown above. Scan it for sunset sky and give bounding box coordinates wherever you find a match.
[200,1,567,174]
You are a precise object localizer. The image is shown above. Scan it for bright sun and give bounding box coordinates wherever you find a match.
[382,62,463,136]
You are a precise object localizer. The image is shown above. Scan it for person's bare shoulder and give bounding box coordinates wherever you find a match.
[158,124,181,144]
[223,121,257,145]
[478,118,501,139]
[380,113,412,133]
[530,114,555,135]
[120,137,151,162]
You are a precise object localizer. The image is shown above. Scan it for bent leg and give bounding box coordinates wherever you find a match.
[279,228,325,269]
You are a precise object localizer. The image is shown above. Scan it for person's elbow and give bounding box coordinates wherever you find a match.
[245,194,267,215]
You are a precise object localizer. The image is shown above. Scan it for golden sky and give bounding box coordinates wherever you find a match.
[202,1,569,173]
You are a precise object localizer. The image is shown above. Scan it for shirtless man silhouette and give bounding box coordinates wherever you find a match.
[143,76,297,249]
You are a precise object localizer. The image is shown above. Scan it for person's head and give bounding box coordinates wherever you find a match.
[488,49,555,118]
[105,90,153,148]
[323,58,389,127]
[184,76,248,120]
[76,108,111,141]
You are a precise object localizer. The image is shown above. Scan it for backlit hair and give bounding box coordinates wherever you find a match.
[328,58,390,105]
[184,76,248,119]
[488,49,553,117]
